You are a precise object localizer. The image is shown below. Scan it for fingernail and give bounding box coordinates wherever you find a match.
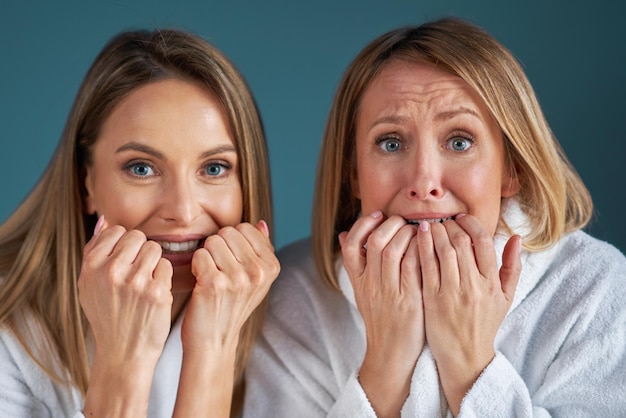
[370,210,383,219]
[93,215,105,235]
[338,232,346,247]
[517,237,522,255]
[455,213,466,219]
[258,220,270,237]
[419,220,429,232]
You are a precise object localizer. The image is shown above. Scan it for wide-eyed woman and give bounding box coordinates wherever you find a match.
[0,29,279,418]
[244,18,626,417]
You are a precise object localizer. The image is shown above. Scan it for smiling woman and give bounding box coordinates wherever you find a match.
[83,79,245,293]
[0,29,279,418]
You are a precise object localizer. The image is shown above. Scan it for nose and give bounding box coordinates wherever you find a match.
[406,146,444,200]
[160,176,203,226]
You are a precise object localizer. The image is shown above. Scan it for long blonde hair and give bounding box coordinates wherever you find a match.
[0,29,272,414]
[312,17,592,291]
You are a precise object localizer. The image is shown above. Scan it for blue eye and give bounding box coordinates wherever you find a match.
[129,163,154,176]
[448,137,473,151]
[377,137,402,153]
[205,163,226,176]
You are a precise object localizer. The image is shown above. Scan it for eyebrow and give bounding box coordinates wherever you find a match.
[115,141,237,159]
[368,106,481,129]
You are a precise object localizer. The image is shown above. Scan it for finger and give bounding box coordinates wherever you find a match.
[341,211,385,276]
[153,257,173,289]
[202,234,240,274]
[442,219,476,285]
[109,229,150,266]
[191,246,218,279]
[400,232,421,295]
[500,235,522,300]
[84,216,111,251]
[255,219,270,238]
[381,223,417,292]
[417,221,439,293]
[232,222,275,261]
[430,221,460,290]
[454,214,497,279]
[83,223,127,263]
[131,240,165,282]
[361,215,409,284]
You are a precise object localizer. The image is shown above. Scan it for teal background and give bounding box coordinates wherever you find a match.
[1,0,624,253]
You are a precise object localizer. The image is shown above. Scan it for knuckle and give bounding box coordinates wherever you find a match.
[126,229,147,242]
[473,231,493,249]
[204,234,225,248]
[382,243,403,260]
[451,231,472,248]
[366,230,386,251]
[439,244,456,262]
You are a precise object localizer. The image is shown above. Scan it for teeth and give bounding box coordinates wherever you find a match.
[155,240,200,254]
[406,215,456,225]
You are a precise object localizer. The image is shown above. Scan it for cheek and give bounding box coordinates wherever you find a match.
[98,188,155,228]
[357,167,397,214]
[204,186,244,227]
[461,165,504,235]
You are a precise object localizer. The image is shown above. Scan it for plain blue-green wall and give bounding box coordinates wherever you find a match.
[1,0,624,253]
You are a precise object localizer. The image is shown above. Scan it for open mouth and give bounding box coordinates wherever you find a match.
[154,239,205,254]
[405,215,457,225]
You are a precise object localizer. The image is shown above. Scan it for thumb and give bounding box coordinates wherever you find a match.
[499,234,522,301]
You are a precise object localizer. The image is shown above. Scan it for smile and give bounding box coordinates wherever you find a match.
[154,239,202,254]
[405,215,456,225]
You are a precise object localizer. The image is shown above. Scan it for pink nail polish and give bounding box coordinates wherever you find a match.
[94,215,105,235]
[420,221,429,232]
[370,210,383,219]
[258,220,270,237]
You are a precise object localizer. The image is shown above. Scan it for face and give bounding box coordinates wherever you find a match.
[84,78,243,292]
[353,59,518,236]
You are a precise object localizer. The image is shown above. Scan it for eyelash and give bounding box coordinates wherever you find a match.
[124,160,156,178]
[375,135,403,153]
[374,131,475,154]
[123,160,233,179]
[204,161,232,177]
[445,131,475,151]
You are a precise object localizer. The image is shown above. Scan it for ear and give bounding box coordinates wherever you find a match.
[501,165,521,198]
[83,167,97,215]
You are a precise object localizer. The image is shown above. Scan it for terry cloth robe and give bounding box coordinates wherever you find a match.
[0,306,186,417]
[243,200,626,417]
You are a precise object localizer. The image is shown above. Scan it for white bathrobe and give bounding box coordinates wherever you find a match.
[0,308,185,417]
[244,202,626,417]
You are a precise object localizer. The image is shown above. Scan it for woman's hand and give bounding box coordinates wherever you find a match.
[79,216,173,417]
[417,213,521,415]
[182,220,280,351]
[173,220,279,418]
[339,211,424,418]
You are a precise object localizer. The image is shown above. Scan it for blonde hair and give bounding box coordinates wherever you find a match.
[312,17,592,291]
[0,29,272,415]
